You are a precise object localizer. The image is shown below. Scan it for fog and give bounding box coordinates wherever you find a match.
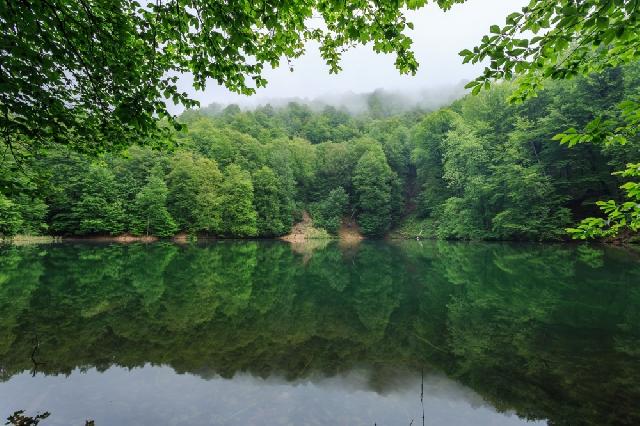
[171,0,528,113]
[197,83,468,116]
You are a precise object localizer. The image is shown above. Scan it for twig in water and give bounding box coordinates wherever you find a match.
[421,368,424,426]
[30,335,46,376]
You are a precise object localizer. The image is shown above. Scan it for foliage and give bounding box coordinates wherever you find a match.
[252,166,290,236]
[553,96,640,239]
[166,152,223,233]
[411,109,458,217]
[219,164,257,237]
[310,187,349,234]
[1,0,462,155]
[353,147,397,236]
[386,214,435,239]
[1,67,639,240]
[0,193,22,237]
[460,0,640,239]
[567,163,640,239]
[52,165,126,235]
[460,0,640,100]
[305,226,334,240]
[130,171,178,237]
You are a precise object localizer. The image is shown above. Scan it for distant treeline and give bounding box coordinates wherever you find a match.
[1,65,639,240]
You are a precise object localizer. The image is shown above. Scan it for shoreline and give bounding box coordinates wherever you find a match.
[2,234,639,248]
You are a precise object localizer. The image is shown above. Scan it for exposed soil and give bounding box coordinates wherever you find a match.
[338,216,364,244]
[172,232,190,244]
[280,212,365,244]
[280,211,315,243]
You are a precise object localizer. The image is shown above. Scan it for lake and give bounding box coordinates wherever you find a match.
[0,240,639,425]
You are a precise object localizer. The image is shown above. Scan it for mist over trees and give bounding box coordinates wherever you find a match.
[198,84,468,117]
[1,0,639,241]
[1,0,461,155]
[1,65,639,241]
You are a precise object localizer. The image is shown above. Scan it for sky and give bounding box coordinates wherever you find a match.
[172,0,527,112]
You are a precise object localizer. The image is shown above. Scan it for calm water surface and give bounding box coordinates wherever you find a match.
[0,240,639,425]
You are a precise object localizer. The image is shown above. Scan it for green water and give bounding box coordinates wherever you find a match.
[0,241,639,425]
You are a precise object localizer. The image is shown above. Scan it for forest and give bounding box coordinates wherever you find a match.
[1,64,639,241]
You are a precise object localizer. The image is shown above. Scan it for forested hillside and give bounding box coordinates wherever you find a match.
[1,64,639,241]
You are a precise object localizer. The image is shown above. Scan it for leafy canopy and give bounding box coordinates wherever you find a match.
[460,0,640,100]
[460,0,640,239]
[1,0,462,155]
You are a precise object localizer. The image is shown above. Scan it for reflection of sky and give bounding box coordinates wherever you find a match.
[1,365,544,425]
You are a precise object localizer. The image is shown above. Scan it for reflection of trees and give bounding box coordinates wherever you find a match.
[0,246,43,355]
[1,241,639,424]
[430,242,640,425]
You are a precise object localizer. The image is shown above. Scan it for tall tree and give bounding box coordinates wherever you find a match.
[220,164,257,237]
[166,152,223,233]
[353,147,397,236]
[411,109,458,216]
[50,165,125,235]
[131,171,177,237]
[0,193,22,237]
[310,186,349,235]
[252,166,288,236]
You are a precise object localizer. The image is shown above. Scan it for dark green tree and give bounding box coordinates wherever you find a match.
[411,109,458,217]
[460,0,640,238]
[220,164,257,237]
[51,165,125,235]
[353,147,397,236]
[252,166,289,236]
[311,187,349,235]
[166,152,224,233]
[0,193,22,237]
[131,171,178,237]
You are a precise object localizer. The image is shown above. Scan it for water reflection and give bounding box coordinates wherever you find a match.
[4,367,538,426]
[0,241,639,425]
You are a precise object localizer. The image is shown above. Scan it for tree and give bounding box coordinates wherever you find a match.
[3,62,639,241]
[352,147,397,236]
[461,1,640,100]
[166,152,223,233]
[252,166,289,236]
[131,172,177,237]
[1,0,462,155]
[460,0,640,238]
[110,146,168,219]
[11,195,48,235]
[50,165,125,235]
[0,193,22,237]
[313,142,353,199]
[220,164,257,237]
[411,109,459,216]
[73,197,125,236]
[310,187,349,235]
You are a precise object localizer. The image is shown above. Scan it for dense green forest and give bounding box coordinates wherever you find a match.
[1,64,639,241]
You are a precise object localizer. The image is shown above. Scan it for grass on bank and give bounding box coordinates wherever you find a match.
[387,215,437,240]
[0,235,59,245]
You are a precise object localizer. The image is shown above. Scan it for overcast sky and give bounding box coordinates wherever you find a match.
[172,0,527,111]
